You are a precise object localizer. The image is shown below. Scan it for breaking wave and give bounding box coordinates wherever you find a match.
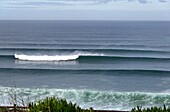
[0,87,170,111]
[14,53,104,61]
[14,54,79,61]
[14,53,170,61]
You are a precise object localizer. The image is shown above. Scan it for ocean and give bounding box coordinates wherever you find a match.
[0,20,170,110]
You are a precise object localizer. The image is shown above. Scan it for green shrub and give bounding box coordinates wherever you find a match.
[28,97,94,112]
[131,105,170,112]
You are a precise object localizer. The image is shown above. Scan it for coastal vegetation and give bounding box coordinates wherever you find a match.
[28,97,94,112]
[0,97,94,112]
[0,95,169,112]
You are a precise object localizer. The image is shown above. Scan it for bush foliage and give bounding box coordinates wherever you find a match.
[28,97,94,112]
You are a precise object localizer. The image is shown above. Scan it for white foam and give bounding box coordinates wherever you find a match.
[14,52,104,61]
[14,54,79,61]
[0,87,170,110]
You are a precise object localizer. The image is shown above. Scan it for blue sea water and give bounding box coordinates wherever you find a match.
[0,20,170,110]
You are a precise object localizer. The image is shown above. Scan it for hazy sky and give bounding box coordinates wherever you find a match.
[0,0,170,20]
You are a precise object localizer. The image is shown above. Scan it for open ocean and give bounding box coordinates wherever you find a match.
[0,20,170,110]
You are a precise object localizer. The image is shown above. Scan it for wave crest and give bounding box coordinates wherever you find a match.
[14,52,170,61]
[14,54,79,61]
[14,52,104,61]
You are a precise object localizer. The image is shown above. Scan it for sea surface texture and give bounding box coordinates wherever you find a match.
[0,21,170,110]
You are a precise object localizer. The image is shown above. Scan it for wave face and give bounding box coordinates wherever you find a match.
[0,87,170,111]
[1,21,170,110]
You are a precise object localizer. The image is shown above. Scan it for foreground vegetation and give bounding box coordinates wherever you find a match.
[28,97,94,112]
[1,96,170,112]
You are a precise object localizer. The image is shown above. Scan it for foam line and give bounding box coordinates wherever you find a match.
[14,53,104,61]
[14,54,79,61]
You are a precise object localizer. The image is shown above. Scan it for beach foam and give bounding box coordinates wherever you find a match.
[0,87,170,111]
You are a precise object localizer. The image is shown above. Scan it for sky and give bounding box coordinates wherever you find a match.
[0,0,170,20]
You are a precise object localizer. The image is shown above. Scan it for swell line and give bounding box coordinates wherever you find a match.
[13,54,170,61]
[1,42,170,48]
[0,47,169,53]
[1,67,170,74]
[1,54,170,61]
[78,55,170,61]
